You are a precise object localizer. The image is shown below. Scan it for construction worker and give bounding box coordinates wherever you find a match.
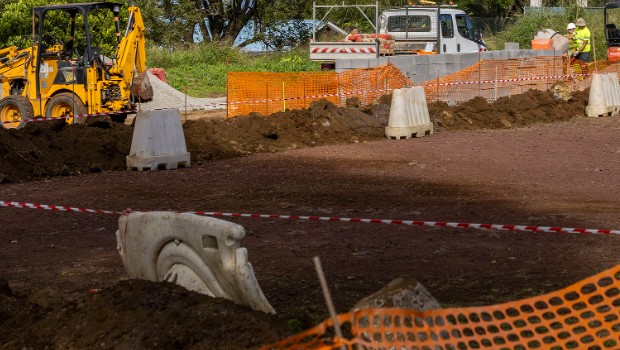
[565,22,578,54]
[573,18,591,62]
[345,26,360,42]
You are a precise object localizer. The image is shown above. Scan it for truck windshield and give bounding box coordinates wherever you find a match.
[387,15,431,32]
[455,14,474,40]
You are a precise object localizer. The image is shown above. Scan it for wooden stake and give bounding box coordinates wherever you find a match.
[313,256,345,349]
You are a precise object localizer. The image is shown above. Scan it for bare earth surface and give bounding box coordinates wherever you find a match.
[2,88,620,349]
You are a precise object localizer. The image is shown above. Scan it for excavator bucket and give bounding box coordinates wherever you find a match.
[132,71,153,102]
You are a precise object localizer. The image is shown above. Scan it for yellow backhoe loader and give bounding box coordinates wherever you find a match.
[0,2,152,129]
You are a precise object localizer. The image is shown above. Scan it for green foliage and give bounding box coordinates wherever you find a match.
[0,0,131,54]
[454,0,517,19]
[0,0,49,47]
[147,44,320,96]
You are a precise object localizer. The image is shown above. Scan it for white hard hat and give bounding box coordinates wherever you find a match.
[567,23,576,30]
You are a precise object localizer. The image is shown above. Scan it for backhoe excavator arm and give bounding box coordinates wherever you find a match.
[0,47,18,64]
[110,6,146,80]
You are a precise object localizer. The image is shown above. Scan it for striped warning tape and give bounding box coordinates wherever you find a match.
[1,109,137,126]
[1,200,618,236]
[227,88,393,106]
[0,201,121,214]
[424,73,591,87]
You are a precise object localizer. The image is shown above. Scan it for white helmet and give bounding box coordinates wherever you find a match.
[567,23,576,30]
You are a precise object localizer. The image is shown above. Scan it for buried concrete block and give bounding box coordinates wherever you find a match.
[586,73,620,118]
[115,211,275,314]
[385,87,433,139]
[126,108,191,171]
[351,277,441,312]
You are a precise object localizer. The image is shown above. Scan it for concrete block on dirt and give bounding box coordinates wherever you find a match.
[386,87,433,139]
[413,55,430,65]
[334,59,352,71]
[505,42,520,50]
[126,109,191,171]
[587,73,620,118]
[116,211,275,314]
[459,53,480,67]
[431,54,448,64]
[351,277,441,312]
[351,59,371,68]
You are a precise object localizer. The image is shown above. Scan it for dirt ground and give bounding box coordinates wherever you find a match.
[2,87,620,349]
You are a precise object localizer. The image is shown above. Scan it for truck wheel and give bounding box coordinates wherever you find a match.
[0,95,33,130]
[45,92,88,126]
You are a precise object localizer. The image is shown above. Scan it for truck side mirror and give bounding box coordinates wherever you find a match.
[475,29,483,40]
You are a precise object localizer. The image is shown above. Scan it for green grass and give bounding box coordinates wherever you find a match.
[147,44,321,97]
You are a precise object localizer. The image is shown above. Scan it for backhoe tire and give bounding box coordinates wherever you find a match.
[45,92,88,126]
[0,95,33,130]
[111,112,127,123]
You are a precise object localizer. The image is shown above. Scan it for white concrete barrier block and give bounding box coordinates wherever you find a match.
[116,211,275,314]
[587,73,620,118]
[126,108,191,171]
[607,73,620,113]
[386,87,433,139]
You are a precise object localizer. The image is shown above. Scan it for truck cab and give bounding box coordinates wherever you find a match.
[380,7,486,54]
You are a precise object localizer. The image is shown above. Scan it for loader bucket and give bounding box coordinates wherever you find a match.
[132,71,153,102]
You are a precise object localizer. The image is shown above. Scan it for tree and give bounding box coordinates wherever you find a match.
[454,0,524,20]
[0,0,49,48]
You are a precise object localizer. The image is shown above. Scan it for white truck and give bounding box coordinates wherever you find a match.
[310,2,486,69]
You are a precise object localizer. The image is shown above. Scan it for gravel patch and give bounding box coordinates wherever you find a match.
[138,72,226,111]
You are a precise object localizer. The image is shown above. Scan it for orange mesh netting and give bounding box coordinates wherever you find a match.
[227,71,338,118]
[226,63,410,117]
[336,62,411,106]
[263,264,620,350]
[227,57,614,117]
[422,56,572,104]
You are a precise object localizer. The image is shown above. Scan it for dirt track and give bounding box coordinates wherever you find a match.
[2,88,620,349]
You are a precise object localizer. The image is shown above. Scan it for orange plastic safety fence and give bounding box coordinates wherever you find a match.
[227,71,338,118]
[336,62,411,106]
[422,56,573,104]
[263,264,620,350]
[226,63,410,117]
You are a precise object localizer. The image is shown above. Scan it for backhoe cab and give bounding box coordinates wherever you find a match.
[605,2,620,62]
[0,2,151,129]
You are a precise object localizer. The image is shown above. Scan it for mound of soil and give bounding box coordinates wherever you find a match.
[429,88,589,131]
[0,279,290,349]
[0,89,588,184]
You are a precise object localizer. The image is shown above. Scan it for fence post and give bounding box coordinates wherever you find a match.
[282,81,286,112]
[184,85,188,123]
[226,77,229,118]
[266,80,269,114]
[337,74,341,106]
[494,66,498,101]
[436,69,439,102]
[478,51,481,96]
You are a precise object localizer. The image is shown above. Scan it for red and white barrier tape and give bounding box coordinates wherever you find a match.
[424,73,591,87]
[227,88,393,106]
[0,201,121,215]
[1,200,618,236]
[2,109,137,126]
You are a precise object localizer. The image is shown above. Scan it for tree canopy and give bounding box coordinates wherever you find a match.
[0,0,576,50]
